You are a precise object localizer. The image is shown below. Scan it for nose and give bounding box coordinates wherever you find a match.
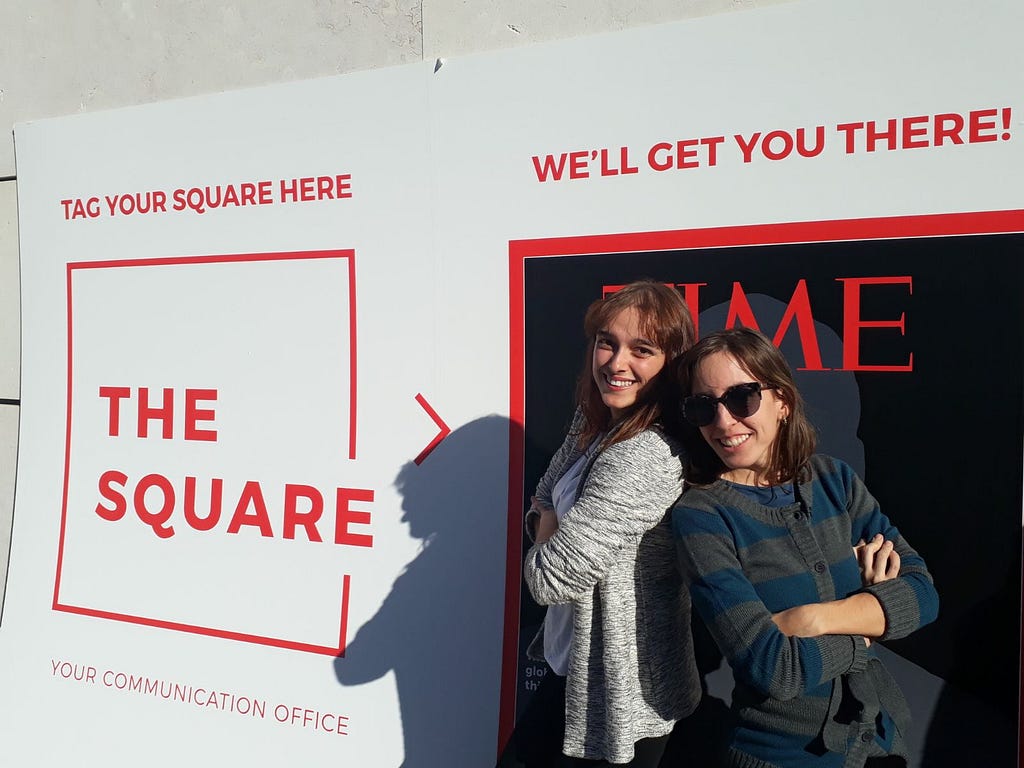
[607,346,629,370]
[712,400,736,428]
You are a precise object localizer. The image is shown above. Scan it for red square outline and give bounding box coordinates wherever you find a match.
[55,248,358,656]
[500,209,1024,752]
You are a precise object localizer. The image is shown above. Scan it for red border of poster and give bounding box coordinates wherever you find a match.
[501,209,1024,753]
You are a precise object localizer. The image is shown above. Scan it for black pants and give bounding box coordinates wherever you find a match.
[497,669,669,768]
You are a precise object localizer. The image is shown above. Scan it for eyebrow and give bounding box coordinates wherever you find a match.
[596,330,660,348]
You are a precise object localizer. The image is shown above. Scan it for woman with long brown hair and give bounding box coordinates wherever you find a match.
[501,280,701,767]
[673,327,939,768]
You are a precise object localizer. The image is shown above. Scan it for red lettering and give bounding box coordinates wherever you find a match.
[648,143,672,171]
[184,388,218,442]
[701,136,724,166]
[532,154,568,181]
[95,470,128,521]
[734,132,761,163]
[761,130,794,161]
[724,282,761,330]
[676,138,700,168]
[796,126,825,158]
[334,488,374,548]
[969,108,999,143]
[184,476,223,531]
[283,484,324,542]
[336,174,353,198]
[934,113,965,146]
[134,474,175,539]
[568,151,589,179]
[676,283,706,339]
[94,473,379,546]
[280,178,298,202]
[138,387,174,439]
[227,481,274,537]
[258,180,273,204]
[901,115,929,149]
[771,280,826,371]
[836,122,863,154]
[866,119,898,152]
[838,276,913,371]
[99,386,131,436]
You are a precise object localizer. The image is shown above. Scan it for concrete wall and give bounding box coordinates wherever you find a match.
[0,0,788,617]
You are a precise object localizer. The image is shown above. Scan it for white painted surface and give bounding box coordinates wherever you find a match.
[0,0,782,177]
[0,180,17,399]
[0,405,16,623]
[0,0,789,654]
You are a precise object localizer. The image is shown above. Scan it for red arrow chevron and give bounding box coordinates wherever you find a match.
[413,393,451,465]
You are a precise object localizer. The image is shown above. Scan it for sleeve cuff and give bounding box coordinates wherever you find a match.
[524,508,540,543]
[848,635,870,674]
[863,579,920,640]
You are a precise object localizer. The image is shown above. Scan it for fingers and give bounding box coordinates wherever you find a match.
[858,534,899,584]
[884,550,901,580]
[856,534,884,580]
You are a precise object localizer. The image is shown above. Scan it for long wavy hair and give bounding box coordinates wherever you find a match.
[675,327,816,486]
[574,281,695,449]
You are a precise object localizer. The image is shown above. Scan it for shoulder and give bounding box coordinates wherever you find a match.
[671,483,731,538]
[580,428,684,512]
[806,454,857,487]
[592,427,683,480]
[605,425,683,461]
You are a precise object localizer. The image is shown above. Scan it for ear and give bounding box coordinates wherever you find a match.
[774,389,791,421]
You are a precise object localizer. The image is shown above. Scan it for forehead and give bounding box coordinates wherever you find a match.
[600,306,657,339]
[693,352,757,392]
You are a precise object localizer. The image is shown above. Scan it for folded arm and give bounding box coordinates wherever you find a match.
[524,429,682,605]
[675,505,869,701]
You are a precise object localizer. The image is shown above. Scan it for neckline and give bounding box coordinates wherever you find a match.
[705,475,813,524]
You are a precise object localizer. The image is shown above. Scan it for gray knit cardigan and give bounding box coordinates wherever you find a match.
[523,414,701,763]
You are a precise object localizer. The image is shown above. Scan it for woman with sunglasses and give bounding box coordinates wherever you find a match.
[501,281,702,768]
[672,327,938,768]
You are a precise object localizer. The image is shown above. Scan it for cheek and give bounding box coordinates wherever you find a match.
[699,425,716,446]
[643,357,666,381]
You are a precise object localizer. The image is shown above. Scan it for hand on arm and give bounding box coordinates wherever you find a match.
[844,460,939,639]
[854,533,901,585]
[533,498,559,544]
[770,532,899,641]
[677,503,869,699]
[524,431,682,605]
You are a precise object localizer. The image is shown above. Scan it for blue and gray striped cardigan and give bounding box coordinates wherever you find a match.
[673,454,939,768]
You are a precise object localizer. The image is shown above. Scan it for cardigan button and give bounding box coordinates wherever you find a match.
[860,732,873,743]
[792,511,802,520]
[814,561,827,573]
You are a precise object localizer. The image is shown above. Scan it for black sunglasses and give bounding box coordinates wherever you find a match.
[682,382,767,427]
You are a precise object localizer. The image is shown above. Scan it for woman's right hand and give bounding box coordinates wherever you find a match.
[854,533,900,586]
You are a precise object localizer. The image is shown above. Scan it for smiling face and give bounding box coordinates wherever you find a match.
[591,307,667,421]
[691,351,789,486]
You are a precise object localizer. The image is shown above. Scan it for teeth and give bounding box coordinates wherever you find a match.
[607,378,635,389]
[718,434,751,448]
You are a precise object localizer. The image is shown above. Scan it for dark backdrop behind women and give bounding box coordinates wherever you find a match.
[517,233,1023,766]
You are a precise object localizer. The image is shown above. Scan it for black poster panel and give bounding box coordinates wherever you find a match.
[515,232,1023,765]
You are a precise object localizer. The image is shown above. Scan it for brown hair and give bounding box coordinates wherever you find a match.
[675,326,816,486]
[574,281,695,449]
